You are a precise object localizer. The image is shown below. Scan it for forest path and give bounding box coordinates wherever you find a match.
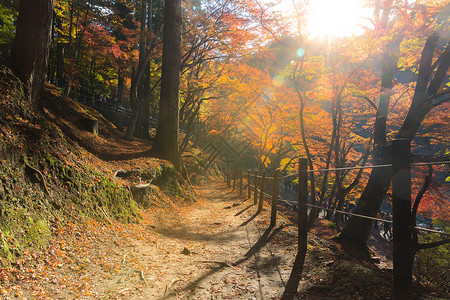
[11,180,298,299]
[128,180,297,299]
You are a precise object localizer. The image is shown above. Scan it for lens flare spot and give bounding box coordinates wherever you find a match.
[296,47,305,58]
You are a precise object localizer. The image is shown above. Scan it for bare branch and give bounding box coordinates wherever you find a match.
[388,88,410,114]
[353,94,378,111]
[431,93,450,108]
[415,32,440,94]
[412,165,433,220]
[427,40,450,96]
[418,238,450,250]
[254,0,294,49]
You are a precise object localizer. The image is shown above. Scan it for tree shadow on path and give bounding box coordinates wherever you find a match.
[157,264,227,300]
[159,224,287,299]
[235,203,255,217]
[280,249,306,300]
[239,211,259,227]
[232,224,286,267]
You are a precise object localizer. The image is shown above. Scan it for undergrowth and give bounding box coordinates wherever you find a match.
[0,66,139,266]
[415,229,450,294]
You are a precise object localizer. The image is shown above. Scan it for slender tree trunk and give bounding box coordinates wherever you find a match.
[67,0,74,57]
[128,0,152,139]
[135,65,151,139]
[117,72,124,103]
[126,68,139,139]
[56,43,65,87]
[48,18,56,83]
[140,0,153,139]
[339,36,401,245]
[89,56,96,93]
[12,0,54,112]
[338,0,398,245]
[75,2,89,67]
[152,0,183,171]
[141,67,152,139]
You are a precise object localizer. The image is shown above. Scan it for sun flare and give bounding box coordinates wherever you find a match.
[306,0,371,38]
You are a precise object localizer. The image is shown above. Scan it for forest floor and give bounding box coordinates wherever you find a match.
[2,179,445,299]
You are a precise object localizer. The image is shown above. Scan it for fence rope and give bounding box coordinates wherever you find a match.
[249,175,275,181]
[408,226,450,236]
[303,203,391,223]
[277,160,450,179]
[246,182,449,236]
[412,160,450,167]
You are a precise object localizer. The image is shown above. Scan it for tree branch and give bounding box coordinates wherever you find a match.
[431,93,450,108]
[411,154,450,164]
[418,238,450,250]
[412,165,433,220]
[427,40,450,96]
[415,32,440,95]
[353,94,378,111]
[254,0,293,49]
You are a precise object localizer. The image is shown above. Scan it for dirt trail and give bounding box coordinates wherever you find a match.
[124,180,297,299]
[8,180,298,299]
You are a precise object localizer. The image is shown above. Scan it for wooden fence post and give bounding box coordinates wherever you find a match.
[233,170,236,190]
[254,170,258,205]
[392,139,413,300]
[270,169,280,227]
[247,170,251,199]
[239,170,243,195]
[298,158,308,259]
[258,170,266,212]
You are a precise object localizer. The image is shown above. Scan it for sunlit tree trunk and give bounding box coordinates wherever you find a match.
[12,0,54,112]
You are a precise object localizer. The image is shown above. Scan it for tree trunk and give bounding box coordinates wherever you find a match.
[340,33,450,247]
[67,0,74,57]
[152,0,183,172]
[74,2,89,67]
[56,42,65,87]
[47,19,56,83]
[117,72,124,104]
[139,0,153,140]
[12,0,54,112]
[135,66,151,139]
[339,36,401,246]
[126,69,139,139]
[127,0,151,139]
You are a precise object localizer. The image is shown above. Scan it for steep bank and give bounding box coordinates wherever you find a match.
[0,65,193,267]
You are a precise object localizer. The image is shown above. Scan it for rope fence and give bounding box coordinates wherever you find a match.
[224,141,449,299]
[246,180,449,236]
[226,156,449,237]
[277,160,450,179]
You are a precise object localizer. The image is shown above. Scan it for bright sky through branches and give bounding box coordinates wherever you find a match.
[305,0,371,38]
[270,0,372,38]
